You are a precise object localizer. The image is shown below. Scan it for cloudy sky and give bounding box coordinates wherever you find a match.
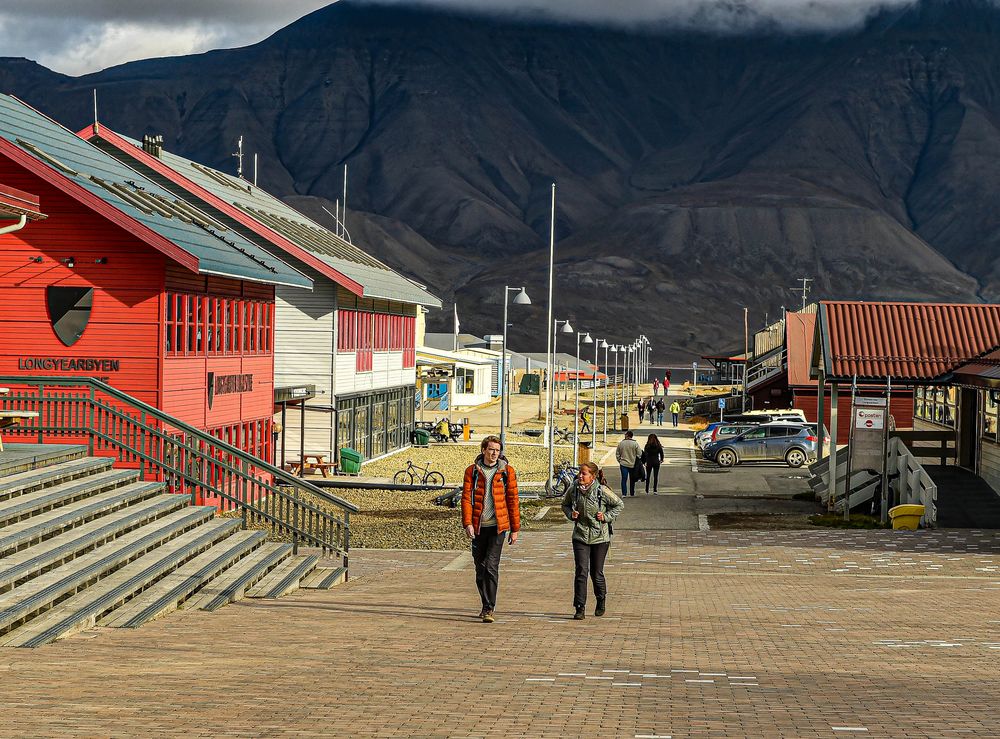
[3,0,912,77]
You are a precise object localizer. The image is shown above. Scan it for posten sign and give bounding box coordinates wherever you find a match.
[848,396,889,486]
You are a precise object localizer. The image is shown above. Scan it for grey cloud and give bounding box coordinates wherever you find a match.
[1,0,918,76]
[363,0,917,33]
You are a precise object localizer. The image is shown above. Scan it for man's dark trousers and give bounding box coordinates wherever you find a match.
[472,525,505,610]
[572,539,610,607]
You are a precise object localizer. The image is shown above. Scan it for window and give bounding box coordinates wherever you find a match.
[456,366,475,394]
[164,293,272,357]
[984,390,998,444]
[744,429,765,440]
[915,385,956,428]
[402,316,415,368]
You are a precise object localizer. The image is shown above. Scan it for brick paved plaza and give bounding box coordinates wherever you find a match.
[2,527,1000,737]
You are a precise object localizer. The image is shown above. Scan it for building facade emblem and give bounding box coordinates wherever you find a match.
[46,286,94,347]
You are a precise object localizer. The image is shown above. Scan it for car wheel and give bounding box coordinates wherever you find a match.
[785,448,806,468]
[716,449,737,468]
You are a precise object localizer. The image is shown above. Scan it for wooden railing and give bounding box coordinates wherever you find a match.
[889,430,956,467]
[887,436,938,526]
[0,377,358,567]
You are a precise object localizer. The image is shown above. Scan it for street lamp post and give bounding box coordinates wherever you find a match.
[573,330,593,465]
[499,286,530,449]
[548,319,574,480]
[593,338,607,448]
[610,345,620,431]
[602,340,611,442]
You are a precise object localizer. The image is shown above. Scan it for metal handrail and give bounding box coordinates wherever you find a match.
[744,347,787,388]
[0,376,358,566]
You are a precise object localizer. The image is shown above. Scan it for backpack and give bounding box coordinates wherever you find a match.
[469,463,510,509]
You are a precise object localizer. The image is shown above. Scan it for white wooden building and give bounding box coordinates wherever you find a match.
[85,128,441,463]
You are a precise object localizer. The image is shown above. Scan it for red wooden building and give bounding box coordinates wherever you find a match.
[746,309,914,440]
[0,95,311,464]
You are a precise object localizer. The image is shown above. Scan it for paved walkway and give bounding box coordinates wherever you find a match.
[2,525,1000,737]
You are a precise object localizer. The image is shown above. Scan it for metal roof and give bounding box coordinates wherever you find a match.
[85,129,439,308]
[0,95,310,289]
[816,301,1000,381]
[0,183,45,220]
[952,349,1000,385]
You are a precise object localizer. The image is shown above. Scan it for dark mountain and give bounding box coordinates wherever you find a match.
[3,0,1000,359]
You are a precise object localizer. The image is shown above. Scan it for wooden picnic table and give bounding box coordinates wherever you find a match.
[287,453,337,478]
[0,386,40,451]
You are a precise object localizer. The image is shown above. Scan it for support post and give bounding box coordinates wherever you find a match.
[828,383,839,513]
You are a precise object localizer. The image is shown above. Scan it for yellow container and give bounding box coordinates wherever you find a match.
[888,504,925,531]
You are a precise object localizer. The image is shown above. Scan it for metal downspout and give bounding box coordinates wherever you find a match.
[0,215,28,236]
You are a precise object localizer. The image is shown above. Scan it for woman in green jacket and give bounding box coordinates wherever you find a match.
[561,462,624,620]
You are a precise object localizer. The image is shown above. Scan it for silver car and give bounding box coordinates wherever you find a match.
[706,422,819,468]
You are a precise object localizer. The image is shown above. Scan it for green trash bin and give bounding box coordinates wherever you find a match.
[412,428,430,447]
[339,447,363,474]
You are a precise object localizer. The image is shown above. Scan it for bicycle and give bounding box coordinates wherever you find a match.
[544,459,579,498]
[393,460,446,486]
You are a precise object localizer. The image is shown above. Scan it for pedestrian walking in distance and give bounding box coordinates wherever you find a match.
[644,434,664,494]
[655,398,666,426]
[562,462,624,619]
[637,398,646,424]
[615,430,642,496]
[580,405,592,434]
[462,436,520,623]
[669,400,681,427]
[652,377,660,396]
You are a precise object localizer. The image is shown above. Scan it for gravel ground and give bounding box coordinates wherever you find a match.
[359,442,581,486]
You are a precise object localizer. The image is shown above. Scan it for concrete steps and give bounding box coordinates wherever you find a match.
[0,446,345,647]
[246,554,318,599]
[101,530,266,629]
[301,566,347,590]
[183,542,292,612]
[2,519,243,647]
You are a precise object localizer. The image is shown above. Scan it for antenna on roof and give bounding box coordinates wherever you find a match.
[232,136,244,179]
[92,89,99,134]
[253,153,258,187]
[790,277,812,312]
[341,164,348,238]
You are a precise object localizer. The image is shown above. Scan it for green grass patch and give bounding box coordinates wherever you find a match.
[809,513,887,529]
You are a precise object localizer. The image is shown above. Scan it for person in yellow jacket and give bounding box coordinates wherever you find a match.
[669,400,681,427]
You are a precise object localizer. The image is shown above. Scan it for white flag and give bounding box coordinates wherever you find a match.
[453,302,460,351]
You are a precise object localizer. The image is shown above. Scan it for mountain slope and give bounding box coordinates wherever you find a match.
[2,0,998,356]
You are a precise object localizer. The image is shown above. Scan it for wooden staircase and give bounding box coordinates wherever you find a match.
[0,446,345,648]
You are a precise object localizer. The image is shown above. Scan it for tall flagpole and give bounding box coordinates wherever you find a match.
[545,183,556,481]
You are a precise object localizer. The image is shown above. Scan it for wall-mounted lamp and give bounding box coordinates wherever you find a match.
[62,257,75,268]
[28,256,42,263]
[94,257,108,265]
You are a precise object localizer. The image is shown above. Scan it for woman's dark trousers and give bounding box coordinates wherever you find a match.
[472,525,504,610]
[645,462,660,492]
[573,539,610,607]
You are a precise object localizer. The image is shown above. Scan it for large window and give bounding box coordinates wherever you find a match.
[984,390,999,444]
[334,387,415,461]
[456,367,475,394]
[914,385,956,428]
[165,293,272,357]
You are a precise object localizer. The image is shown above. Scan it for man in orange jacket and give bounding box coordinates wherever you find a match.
[462,435,520,623]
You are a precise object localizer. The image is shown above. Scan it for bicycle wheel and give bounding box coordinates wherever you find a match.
[544,476,568,498]
[393,470,415,485]
[424,471,445,487]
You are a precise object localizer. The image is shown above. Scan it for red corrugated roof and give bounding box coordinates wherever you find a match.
[820,301,1000,380]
